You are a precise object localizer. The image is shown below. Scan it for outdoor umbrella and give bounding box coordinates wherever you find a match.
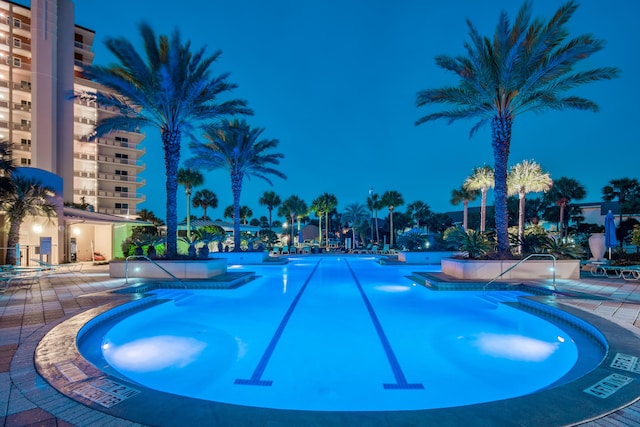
[604,210,618,260]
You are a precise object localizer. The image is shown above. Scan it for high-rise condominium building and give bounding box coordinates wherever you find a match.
[0,0,146,216]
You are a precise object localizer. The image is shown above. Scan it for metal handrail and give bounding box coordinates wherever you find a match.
[125,255,186,288]
[483,253,557,292]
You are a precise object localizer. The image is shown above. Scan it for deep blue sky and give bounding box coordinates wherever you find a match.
[68,0,637,222]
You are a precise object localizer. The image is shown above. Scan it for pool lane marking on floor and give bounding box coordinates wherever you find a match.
[235,258,323,387]
[344,259,424,390]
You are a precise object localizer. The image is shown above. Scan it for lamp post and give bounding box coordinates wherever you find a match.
[369,187,374,243]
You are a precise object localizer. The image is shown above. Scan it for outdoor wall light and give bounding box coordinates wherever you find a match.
[32,224,43,234]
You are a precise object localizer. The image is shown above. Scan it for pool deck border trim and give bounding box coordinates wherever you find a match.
[27,278,640,426]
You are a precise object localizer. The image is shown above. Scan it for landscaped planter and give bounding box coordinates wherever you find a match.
[109,258,227,279]
[441,258,581,280]
[397,251,459,264]
[209,251,269,264]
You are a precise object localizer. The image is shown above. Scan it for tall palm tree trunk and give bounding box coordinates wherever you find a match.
[463,200,469,230]
[559,202,566,240]
[491,113,513,256]
[186,189,192,239]
[232,174,242,251]
[163,130,181,258]
[375,210,380,243]
[318,213,323,247]
[480,189,487,233]
[5,220,21,265]
[518,192,526,254]
[389,209,395,247]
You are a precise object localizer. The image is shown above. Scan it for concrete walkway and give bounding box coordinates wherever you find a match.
[1,263,639,426]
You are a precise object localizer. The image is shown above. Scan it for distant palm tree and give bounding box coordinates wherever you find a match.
[602,178,640,224]
[279,195,307,246]
[416,1,619,255]
[1,176,57,265]
[507,160,552,253]
[464,166,494,233]
[224,205,253,224]
[542,177,586,239]
[341,202,369,248]
[407,201,431,230]
[177,168,203,239]
[259,190,281,229]
[192,189,218,220]
[80,23,251,257]
[450,186,479,231]
[366,192,381,243]
[136,208,165,226]
[186,119,286,250]
[381,190,404,247]
[311,193,338,247]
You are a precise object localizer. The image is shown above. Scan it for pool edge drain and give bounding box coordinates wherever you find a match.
[584,373,633,398]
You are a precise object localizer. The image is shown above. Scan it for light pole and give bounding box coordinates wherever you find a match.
[369,187,374,243]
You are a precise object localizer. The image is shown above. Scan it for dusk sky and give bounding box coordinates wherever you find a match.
[68,0,637,222]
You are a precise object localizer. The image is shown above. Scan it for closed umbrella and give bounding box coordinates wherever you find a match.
[604,210,618,260]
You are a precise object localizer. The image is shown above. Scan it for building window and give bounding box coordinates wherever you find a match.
[115,203,129,209]
[20,138,31,145]
[115,169,129,176]
[115,186,129,193]
[20,158,30,165]
[115,153,129,159]
[13,38,20,48]
[13,19,21,29]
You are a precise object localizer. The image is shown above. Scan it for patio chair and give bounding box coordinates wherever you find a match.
[1,267,42,293]
[31,259,83,274]
[378,244,390,254]
[270,246,282,256]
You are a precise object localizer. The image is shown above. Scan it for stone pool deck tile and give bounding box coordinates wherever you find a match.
[1,264,639,426]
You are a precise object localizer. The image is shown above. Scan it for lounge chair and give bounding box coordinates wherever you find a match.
[369,245,378,254]
[1,267,42,293]
[378,244,390,254]
[31,259,83,274]
[270,246,282,256]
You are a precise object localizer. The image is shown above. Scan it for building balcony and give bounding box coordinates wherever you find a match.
[96,137,145,153]
[74,152,96,161]
[97,155,145,171]
[13,102,30,111]
[99,208,138,216]
[74,170,96,179]
[75,116,96,126]
[74,189,97,197]
[97,190,146,202]
[97,172,145,185]
[11,142,30,152]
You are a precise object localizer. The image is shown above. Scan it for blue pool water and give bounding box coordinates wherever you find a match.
[80,256,605,411]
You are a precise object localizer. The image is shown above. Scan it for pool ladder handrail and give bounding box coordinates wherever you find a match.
[483,253,557,292]
[125,255,187,289]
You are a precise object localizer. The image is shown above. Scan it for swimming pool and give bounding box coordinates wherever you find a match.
[77,255,606,412]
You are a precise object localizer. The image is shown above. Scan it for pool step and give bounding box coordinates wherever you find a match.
[478,291,520,306]
[154,288,192,303]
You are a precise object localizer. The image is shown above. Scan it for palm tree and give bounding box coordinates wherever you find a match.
[464,166,494,233]
[341,202,369,248]
[1,176,57,265]
[450,186,479,231]
[507,160,552,254]
[136,208,165,226]
[311,193,338,247]
[602,178,640,224]
[192,189,218,220]
[416,1,619,256]
[279,195,307,246]
[407,201,431,230]
[366,192,381,243]
[80,23,251,258]
[381,190,404,247]
[542,177,586,240]
[224,205,253,224]
[259,190,281,229]
[186,119,286,251]
[0,141,15,195]
[177,168,203,239]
